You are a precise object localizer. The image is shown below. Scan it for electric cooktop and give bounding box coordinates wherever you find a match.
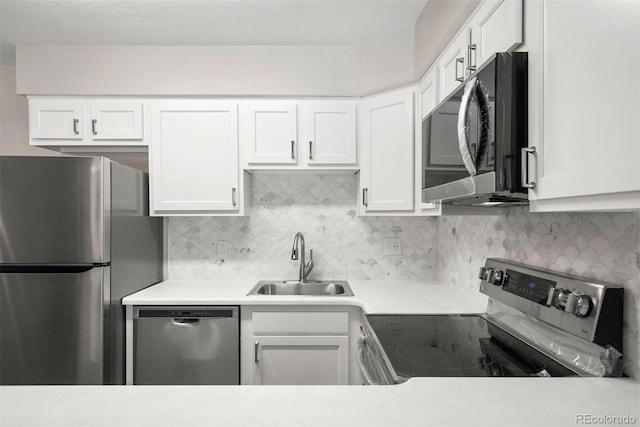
[366,314,579,378]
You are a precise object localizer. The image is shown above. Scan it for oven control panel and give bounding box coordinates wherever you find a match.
[502,269,556,306]
[478,258,623,351]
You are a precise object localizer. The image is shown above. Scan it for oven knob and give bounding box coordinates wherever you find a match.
[552,289,571,310]
[490,270,505,286]
[570,293,593,318]
[478,267,493,281]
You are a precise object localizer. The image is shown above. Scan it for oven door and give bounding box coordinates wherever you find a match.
[357,317,401,385]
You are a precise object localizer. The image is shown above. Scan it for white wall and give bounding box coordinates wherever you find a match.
[0,65,62,156]
[16,45,355,96]
[15,28,416,97]
[353,26,415,96]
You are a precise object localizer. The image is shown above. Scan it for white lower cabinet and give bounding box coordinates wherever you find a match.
[252,335,349,385]
[241,306,361,385]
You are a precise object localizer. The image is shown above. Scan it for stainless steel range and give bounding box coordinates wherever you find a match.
[358,259,624,384]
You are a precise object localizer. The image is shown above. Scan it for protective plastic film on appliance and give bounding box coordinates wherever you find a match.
[486,300,623,377]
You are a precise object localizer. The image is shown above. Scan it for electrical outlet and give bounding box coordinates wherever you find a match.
[217,240,228,258]
[383,237,402,256]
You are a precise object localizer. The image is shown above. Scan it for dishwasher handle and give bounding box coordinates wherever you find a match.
[171,318,200,326]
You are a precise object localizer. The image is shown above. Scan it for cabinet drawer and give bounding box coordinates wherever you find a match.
[252,312,349,335]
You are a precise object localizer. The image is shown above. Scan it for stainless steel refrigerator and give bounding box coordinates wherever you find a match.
[0,156,163,385]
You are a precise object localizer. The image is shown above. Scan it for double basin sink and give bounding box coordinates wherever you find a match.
[247,280,354,297]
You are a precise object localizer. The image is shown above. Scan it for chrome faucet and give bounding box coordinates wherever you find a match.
[291,232,313,282]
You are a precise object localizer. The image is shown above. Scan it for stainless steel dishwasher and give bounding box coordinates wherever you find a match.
[134,306,239,385]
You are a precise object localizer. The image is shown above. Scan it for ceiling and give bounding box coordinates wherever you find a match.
[0,0,427,65]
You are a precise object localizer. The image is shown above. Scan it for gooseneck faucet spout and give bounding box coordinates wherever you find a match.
[291,232,313,282]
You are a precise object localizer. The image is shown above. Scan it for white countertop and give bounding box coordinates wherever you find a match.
[3,280,638,427]
[2,379,638,426]
[121,279,489,314]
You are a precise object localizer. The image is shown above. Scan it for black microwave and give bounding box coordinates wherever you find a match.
[421,52,528,207]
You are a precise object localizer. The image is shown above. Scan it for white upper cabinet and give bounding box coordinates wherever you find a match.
[243,101,297,165]
[359,87,415,213]
[29,98,145,146]
[149,100,242,215]
[525,0,640,211]
[417,68,443,216]
[435,0,523,103]
[90,101,143,140]
[469,0,523,72]
[242,100,357,169]
[29,99,84,140]
[419,67,438,120]
[437,29,470,102]
[303,101,356,165]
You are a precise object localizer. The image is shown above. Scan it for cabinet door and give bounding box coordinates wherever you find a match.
[469,0,523,72]
[150,100,239,214]
[303,102,356,165]
[29,99,84,139]
[90,101,143,140]
[417,69,443,216]
[437,29,470,102]
[252,336,349,385]
[360,87,415,212]
[244,102,297,165]
[419,68,438,120]
[529,0,640,211]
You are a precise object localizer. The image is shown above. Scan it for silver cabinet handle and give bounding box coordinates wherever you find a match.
[231,188,237,207]
[254,341,259,363]
[73,118,79,135]
[521,147,537,189]
[466,44,477,73]
[362,188,368,207]
[91,119,97,135]
[309,141,313,160]
[455,57,465,82]
[291,140,295,160]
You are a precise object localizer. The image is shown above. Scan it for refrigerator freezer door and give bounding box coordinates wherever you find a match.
[0,266,107,385]
[0,156,108,263]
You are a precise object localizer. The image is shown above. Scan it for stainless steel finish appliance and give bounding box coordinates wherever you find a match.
[421,52,529,207]
[133,306,239,385]
[0,156,163,385]
[358,258,623,384]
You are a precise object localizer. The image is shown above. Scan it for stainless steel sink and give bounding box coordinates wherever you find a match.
[247,280,354,296]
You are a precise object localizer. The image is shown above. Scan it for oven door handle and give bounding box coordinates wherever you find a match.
[356,345,377,385]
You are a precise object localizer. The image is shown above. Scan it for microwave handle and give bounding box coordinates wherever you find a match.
[458,77,490,177]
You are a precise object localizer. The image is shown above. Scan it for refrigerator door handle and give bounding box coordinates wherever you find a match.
[0,263,108,274]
